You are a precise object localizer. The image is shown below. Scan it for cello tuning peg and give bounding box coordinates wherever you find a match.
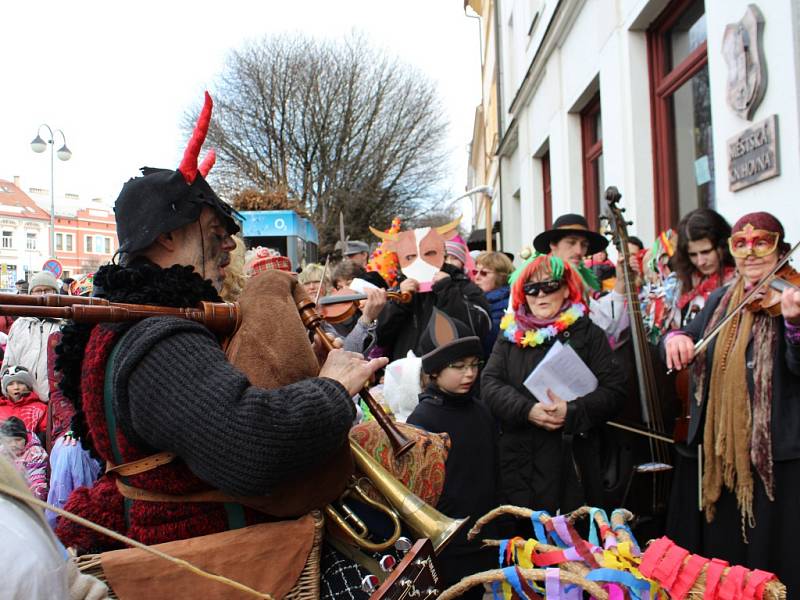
[394,536,413,554]
[599,215,608,222]
[627,221,634,226]
[620,207,626,212]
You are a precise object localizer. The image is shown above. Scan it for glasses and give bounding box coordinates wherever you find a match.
[523,280,563,297]
[729,226,780,259]
[445,360,485,372]
[472,268,494,278]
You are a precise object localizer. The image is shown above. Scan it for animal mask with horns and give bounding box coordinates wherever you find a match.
[369,217,461,291]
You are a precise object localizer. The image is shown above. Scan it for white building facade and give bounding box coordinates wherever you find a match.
[473,0,800,254]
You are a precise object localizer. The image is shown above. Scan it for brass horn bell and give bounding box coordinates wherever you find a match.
[325,441,468,554]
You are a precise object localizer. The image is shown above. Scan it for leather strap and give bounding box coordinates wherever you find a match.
[106,451,177,476]
[116,478,235,504]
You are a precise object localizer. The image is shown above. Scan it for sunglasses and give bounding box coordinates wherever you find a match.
[472,268,494,278]
[523,280,563,297]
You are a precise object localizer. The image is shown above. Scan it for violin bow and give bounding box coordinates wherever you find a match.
[691,239,800,358]
[315,255,330,306]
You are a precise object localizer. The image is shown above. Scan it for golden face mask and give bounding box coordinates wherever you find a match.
[728,223,780,259]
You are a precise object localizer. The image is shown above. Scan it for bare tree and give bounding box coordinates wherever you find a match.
[190,33,450,251]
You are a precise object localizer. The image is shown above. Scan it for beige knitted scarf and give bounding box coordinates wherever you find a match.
[700,277,777,535]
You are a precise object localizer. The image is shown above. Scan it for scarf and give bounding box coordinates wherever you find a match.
[677,267,735,310]
[500,301,586,348]
[696,276,777,535]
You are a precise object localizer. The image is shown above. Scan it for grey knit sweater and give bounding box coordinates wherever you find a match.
[110,316,355,497]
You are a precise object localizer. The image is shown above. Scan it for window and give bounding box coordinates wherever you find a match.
[2,231,12,249]
[84,236,92,253]
[104,237,111,254]
[581,94,603,229]
[26,233,36,251]
[648,0,713,231]
[541,151,552,229]
[65,234,73,252]
[56,233,64,251]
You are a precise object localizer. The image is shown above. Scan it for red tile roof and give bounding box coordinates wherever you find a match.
[0,180,51,221]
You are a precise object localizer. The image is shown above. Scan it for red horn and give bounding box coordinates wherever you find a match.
[178,91,213,184]
[199,149,216,178]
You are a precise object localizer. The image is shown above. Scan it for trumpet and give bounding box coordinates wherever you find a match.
[326,441,468,554]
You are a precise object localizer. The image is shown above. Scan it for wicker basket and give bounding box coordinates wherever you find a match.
[76,511,325,600]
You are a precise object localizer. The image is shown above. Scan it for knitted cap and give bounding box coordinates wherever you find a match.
[29,270,58,292]
[2,366,35,397]
[245,247,293,275]
[0,416,26,441]
[445,240,467,265]
[419,309,482,374]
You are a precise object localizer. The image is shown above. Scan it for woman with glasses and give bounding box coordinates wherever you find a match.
[473,251,514,355]
[407,308,496,600]
[663,212,800,594]
[481,254,626,520]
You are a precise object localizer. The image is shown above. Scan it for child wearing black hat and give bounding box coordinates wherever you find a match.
[407,309,497,599]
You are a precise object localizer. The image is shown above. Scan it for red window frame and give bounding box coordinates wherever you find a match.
[580,94,603,229]
[647,0,709,232]
[541,151,552,229]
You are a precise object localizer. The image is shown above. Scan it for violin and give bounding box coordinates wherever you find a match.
[745,267,800,316]
[319,287,412,324]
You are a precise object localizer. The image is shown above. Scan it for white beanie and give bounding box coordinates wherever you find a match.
[2,366,35,397]
[29,271,59,293]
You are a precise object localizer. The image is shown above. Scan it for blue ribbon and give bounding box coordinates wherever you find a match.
[588,507,610,547]
[499,539,509,567]
[504,566,529,600]
[491,581,503,600]
[531,511,550,544]
[585,568,650,600]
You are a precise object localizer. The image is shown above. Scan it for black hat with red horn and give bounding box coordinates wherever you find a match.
[114,92,240,255]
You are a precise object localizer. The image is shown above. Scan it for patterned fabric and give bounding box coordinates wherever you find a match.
[349,420,449,506]
[320,543,370,600]
[785,320,800,345]
[1,434,49,500]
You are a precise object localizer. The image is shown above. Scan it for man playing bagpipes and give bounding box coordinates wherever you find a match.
[52,93,388,597]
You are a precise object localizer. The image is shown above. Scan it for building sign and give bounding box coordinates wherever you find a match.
[727,114,779,192]
[722,4,767,121]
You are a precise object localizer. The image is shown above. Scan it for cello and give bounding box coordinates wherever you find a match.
[600,187,674,535]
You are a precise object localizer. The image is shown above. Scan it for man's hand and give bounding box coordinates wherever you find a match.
[312,331,343,363]
[360,288,387,323]
[613,254,642,293]
[782,288,800,325]
[399,278,419,294]
[665,333,695,371]
[319,349,389,396]
[433,271,451,283]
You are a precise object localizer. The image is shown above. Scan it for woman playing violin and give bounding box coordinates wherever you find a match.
[663,212,800,595]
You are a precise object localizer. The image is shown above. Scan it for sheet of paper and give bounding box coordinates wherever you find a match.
[523,340,598,405]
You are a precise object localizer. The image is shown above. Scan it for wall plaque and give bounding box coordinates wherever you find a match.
[722,4,767,121]
[727,114,779,191]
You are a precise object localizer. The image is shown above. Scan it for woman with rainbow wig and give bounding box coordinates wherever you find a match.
[481,254,626,523]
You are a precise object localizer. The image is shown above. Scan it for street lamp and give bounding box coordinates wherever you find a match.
[31,124,72,260]
[447,185,495,251]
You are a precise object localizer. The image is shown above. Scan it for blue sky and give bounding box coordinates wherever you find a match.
[0,0,481,221]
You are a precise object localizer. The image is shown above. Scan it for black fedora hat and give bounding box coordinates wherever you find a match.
[532,214,608,255]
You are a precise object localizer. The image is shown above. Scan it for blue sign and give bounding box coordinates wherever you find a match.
[240,210,302,238]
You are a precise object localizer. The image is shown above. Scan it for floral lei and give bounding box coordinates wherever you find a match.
[500,303,587,348]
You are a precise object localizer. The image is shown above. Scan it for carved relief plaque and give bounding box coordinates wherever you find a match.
[722,5,767,121]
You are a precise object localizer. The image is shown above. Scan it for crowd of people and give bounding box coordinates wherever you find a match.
[2,92,799,600]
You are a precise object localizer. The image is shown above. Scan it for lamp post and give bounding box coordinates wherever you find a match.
[31,124,72,260]
[447,185,494,250]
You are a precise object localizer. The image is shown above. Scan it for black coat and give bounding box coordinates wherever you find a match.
[376,263,491,362]
[661,285,800,459]
[406,384,497,594]
[481,315,626,514]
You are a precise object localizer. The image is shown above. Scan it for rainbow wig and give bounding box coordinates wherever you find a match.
[510,254,587,312]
